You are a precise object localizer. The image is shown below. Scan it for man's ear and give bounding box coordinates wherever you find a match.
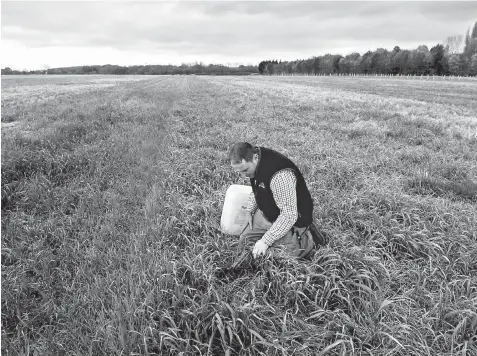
[253,153,259,162]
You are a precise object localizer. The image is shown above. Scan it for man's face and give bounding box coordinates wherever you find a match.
[231,156,258,178]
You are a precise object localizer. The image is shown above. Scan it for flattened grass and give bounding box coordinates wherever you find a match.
[2,75,477,355]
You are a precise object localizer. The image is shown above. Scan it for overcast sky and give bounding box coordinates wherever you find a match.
[1,1,476,70]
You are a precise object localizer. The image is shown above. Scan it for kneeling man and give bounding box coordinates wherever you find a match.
[229,142,315,259]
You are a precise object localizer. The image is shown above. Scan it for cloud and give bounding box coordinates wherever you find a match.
[1,1,476,69]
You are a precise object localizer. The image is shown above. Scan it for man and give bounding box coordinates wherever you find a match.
[229,142,318,259]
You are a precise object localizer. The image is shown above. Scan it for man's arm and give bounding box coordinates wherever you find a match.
[260,170,298,246]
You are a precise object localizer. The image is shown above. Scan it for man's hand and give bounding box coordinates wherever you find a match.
[253,239,269,258]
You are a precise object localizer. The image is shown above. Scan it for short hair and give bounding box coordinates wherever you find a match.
[228,142,258,163]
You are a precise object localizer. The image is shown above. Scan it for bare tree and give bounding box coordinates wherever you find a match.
[445,35,464,54]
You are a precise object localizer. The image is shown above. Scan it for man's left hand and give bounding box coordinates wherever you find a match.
[253,239,269,258]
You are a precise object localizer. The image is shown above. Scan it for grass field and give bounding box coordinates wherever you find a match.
[2,74,477,355]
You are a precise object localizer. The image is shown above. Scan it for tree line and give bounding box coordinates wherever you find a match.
[259,21,477,76]
[1,63,259,76]
[2,21,476,76]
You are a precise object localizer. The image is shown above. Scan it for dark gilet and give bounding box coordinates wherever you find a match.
[250,147,313,227]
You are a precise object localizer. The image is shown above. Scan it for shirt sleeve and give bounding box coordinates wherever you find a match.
[260,169,298,246]
[246,192,258,215]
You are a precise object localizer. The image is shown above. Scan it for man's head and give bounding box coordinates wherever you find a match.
[228,142,259,178]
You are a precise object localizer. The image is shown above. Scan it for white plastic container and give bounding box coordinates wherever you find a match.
[220,184,253,236]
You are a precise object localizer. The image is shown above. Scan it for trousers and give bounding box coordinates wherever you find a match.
[238,209,310,258]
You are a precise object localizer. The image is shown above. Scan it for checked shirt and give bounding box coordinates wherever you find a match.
[246,169,298,246]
